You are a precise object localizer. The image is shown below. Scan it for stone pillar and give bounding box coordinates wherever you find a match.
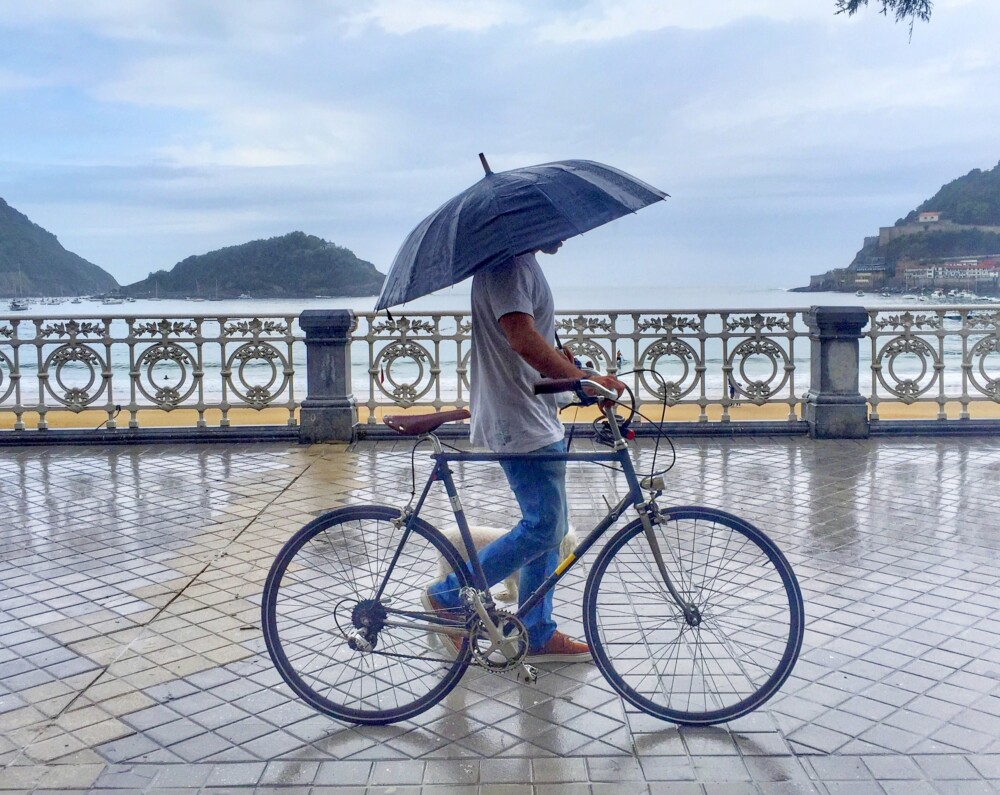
[803,306,870,439]
[299,309,357,443]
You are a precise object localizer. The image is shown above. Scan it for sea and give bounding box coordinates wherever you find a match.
[2,285,996,408]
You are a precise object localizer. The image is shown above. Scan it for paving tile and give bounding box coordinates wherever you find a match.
[532,757,588,782]
[4,438,1000,791]
[204,761,267,786]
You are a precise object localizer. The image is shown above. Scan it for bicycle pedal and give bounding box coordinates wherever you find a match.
[518,663,538,684]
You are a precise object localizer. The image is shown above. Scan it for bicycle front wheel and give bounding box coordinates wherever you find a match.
[584,506,803,725]
[262,505,470,725]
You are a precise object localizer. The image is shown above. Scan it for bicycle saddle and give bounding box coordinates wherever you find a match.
[383,409,471,435]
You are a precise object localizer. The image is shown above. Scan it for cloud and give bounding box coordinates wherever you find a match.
[349,0,520,34]
[2,0,1000,288]
[0,1,343,49]
[534,0,836,43]
[0,68,50,92]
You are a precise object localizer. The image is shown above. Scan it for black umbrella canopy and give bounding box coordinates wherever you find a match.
[375,156,667,310]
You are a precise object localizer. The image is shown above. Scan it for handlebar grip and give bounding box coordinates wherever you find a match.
[534,378,581,395]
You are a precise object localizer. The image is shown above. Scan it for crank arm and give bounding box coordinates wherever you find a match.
[518,662,538,683]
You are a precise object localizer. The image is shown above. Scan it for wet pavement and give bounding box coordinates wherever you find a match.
[2,434,1000,793]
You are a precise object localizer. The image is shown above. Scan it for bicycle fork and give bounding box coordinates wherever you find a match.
[614,437,702,627]
[634,504,702,627]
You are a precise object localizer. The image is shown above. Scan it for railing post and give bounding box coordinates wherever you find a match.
[803,305,869,439]
[299,309,357,443]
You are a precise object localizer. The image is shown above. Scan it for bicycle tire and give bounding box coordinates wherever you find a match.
[583,506,803,725]
[262,505,471,725]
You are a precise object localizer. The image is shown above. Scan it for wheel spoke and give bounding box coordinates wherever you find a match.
[586,508,802,725]
[262,507,470,724]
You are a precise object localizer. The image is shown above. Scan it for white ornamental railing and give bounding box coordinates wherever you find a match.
[4,305,1000,436]
[0,313,303,430]
[866,306,1000,420]
[353,309,809,423]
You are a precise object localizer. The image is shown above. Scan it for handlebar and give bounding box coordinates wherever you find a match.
[533,378,618,401]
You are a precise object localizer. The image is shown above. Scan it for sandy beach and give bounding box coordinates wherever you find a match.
[3,399,998,431]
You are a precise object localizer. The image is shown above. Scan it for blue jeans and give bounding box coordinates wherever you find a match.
[429,439,568,649]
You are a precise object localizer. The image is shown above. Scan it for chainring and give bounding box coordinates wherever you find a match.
[469,609,529,673]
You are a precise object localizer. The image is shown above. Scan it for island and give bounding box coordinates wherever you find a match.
[124,232,387,299]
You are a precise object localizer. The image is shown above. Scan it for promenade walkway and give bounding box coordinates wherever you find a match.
[2,434,1000,793]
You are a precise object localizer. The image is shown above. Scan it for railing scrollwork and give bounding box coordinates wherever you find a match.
[353,308,806,424]
[867,306,1000,420]
[0,312,302,430]
[6,303,1000,435]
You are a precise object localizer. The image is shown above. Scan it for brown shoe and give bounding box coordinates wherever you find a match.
[421,587,464,659]
[526,631,592,663]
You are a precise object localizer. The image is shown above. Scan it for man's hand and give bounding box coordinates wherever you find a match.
[584,374,626,409]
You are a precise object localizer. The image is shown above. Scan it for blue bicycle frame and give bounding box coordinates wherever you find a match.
[378,415,698,629]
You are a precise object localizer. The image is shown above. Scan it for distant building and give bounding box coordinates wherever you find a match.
[918,211,941,223]
[903,255,1000,291]
[853,260,887,289]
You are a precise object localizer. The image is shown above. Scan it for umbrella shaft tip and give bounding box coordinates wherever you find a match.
[478,152,493,175]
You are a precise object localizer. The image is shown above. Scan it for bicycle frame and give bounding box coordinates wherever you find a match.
[377,403,699,633]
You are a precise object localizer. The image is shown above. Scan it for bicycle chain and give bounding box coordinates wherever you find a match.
[347,605,469,665]
[349,608,525,673]
[360,645,468,665]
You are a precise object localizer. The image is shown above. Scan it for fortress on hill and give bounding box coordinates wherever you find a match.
[799,160,1000,294]
[804,211,1000,294]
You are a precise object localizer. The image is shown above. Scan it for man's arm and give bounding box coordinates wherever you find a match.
[498,312,624,397]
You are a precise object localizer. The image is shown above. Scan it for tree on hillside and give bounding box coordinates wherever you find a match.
[836,0,932,33]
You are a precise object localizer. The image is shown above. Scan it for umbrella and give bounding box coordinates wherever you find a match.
[374,155,667,310]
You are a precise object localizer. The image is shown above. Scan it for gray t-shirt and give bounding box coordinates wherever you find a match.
[469,254,565,453]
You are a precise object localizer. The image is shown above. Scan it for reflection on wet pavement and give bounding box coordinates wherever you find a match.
[2,436,1000,792]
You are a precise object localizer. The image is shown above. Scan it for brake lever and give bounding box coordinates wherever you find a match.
[573,384,600,407]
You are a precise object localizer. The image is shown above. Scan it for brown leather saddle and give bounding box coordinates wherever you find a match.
[382,408,471,436]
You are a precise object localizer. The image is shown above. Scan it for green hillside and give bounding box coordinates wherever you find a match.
[899,160,1000,226]
[125,232,386,299]
[0,198,119,297]
[879,228,1000,265]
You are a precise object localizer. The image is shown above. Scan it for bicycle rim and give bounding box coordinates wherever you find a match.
[262,505,470,725]
[584,506,803,725]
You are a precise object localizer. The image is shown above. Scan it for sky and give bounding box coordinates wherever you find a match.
[1,0,999,292]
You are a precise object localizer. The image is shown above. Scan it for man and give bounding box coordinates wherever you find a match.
[425,241,624,662]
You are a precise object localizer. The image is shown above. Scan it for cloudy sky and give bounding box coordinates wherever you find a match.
[1,0,998,291]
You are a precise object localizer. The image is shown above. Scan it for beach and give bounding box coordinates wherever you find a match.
[5,399,999,432]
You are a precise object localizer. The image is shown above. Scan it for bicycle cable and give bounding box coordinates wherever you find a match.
[403,436,434,512]
[628,367,677,479]
[588,369,677,481]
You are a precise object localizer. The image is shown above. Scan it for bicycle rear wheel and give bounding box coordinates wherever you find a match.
[584,506,803,725]
[262,505,470,725]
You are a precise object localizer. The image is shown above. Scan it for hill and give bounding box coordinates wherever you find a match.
[799,159,1000,291]
[124,232,386,299]
[900,161,1000,226]
[0,198,119,297]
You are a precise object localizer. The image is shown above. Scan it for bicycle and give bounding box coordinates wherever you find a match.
[262,377,804,726]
